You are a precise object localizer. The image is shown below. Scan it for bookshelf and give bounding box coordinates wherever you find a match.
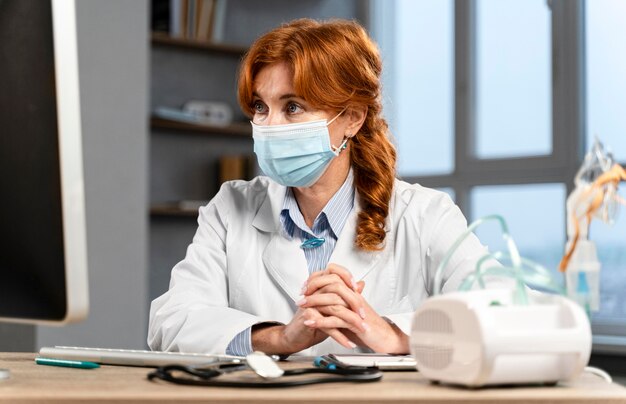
[151,32,247,56]
[148,18,249,296]
[151,116,251,137]
[149,32,252,218]
[150,203,200,218]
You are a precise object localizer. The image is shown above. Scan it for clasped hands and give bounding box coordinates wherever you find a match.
[252,263,408,355]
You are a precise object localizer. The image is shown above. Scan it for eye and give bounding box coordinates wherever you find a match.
[252,100,266,114]
[286,102,302,114]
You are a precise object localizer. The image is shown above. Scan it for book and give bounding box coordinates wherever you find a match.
[179,0,188,38]
[196,0,215,41]
[218,155,256,184]
[169,0,182,37]
[186,0,196,38]
[211,0,227,42]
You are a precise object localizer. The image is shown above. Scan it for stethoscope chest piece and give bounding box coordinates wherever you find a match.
[246,352,284,378]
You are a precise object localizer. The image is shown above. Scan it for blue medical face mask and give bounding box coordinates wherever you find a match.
[251,111,349,187]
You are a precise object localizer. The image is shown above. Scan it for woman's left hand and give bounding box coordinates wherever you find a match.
[299,264,409,354]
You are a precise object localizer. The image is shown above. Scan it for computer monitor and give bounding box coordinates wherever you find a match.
[0,0,89,324]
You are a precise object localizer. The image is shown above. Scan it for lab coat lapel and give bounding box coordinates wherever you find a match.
[328,195,391,282]
[252,181,309,303]
[262,233,309,303]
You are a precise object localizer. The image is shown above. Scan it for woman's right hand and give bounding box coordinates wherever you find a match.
[251,307,355,355]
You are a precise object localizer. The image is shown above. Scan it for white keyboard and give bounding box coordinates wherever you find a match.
[38,346,244,367]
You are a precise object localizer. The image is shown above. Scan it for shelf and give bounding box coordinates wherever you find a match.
[151,32,248,56]
[150,204,200,218]
[151,117,251,137]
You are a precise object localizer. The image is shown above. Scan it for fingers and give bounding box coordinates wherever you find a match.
[304,317,356,349]
[305,263,359,291]
[324,328,357,349]
[316,305,369,333]
[301,304,367,334]
[303,317,360,349]
[300,308,357,349]
[356,280,365,294]
[299,264,370,349]
[326,263,359,290]
[297,292,348,308]
[298,275,365,318]
[303,273,344,296]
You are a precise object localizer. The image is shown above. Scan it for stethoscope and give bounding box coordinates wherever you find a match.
[147,352,383,388]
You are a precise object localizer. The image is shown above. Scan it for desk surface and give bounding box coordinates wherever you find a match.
[1,353,625,404]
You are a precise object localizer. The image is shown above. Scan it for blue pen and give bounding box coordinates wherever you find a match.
[35,357,100,369]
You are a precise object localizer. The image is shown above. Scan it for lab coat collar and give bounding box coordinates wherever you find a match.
[251,180,286,233]
[258,180,394,303]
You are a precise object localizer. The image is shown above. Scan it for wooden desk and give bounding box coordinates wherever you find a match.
[1,353,625,403]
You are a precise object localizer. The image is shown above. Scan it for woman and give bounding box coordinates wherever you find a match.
[148,18,493,356]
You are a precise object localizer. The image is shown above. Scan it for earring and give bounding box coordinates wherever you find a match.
[341,134,351,150]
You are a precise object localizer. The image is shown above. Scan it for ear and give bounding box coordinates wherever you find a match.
[344,105,367,137]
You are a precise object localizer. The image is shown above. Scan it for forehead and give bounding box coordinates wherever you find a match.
[253,62,296,99]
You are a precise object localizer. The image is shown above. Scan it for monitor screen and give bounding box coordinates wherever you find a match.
[0,0,88,324]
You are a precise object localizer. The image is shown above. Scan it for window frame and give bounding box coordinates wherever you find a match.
[403,0,584,213]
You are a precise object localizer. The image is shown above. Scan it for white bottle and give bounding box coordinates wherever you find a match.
[564,239,601,312]
[563,185,601,312]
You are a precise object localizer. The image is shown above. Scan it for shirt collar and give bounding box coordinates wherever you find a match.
[280,169,355,239]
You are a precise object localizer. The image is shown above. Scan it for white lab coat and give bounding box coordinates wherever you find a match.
[148,176,492,356]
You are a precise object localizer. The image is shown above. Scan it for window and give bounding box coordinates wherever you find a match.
[375,0,454,176]
[589,199,626,323]
[475,0,552,159]
[372,0,626,351]
[586,0,626,162]
[471,184,566,275]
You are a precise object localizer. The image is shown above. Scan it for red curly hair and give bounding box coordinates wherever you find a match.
[237,18,397,251]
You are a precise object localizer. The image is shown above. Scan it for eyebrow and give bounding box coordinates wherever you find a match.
[251,91,303,101]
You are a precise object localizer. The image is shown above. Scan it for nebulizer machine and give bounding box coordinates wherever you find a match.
[410,139,625,387]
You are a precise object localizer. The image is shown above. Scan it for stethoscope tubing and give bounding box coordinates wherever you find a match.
[147,364,383,388]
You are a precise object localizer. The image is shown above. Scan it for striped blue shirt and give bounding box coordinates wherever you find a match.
[226,171,355,355]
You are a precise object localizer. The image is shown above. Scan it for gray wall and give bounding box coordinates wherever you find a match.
[37,0,149,350]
